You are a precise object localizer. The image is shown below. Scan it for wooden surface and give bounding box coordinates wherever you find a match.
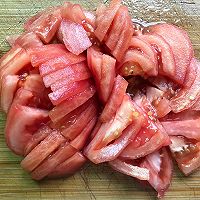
[0,0,200,199]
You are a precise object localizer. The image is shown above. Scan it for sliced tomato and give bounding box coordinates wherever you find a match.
[99,54,116,103]
[119,49,158,76]
[24,125,52,156]
[26,8,62,43]
[0,47,30,90]
[109,158,150,180]
[31,142,77,180]
[60,19,92,55]
[70,116,97,150]
[100,75,128,122]
[105,6,129,51]
[47,152,86,179]
[137,33,176,78]
[129,36,158,67]
[49,85,96,123]
[42,62,90,88]
[169,136,200,175]
[140,147,173,198]
[95,0,121,42]
[60,102,97,140]
[111,13,134,61]
[170,59,200,113]
[146,23,194,84]
[1,75,18,113]
[48,79,92,105]
[21,130,66,172]
[14,32,43,49]
[28,44,67,67]
[146,86,171,118]
[39,54,86,76]
[161,111,200,140]
[6,34,20,47]
[84,95,143,163]
[184,58,198,88]
[5,104,49,156]
[120,96,170,159]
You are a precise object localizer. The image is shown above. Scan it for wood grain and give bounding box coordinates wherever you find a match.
[0,0,200,199]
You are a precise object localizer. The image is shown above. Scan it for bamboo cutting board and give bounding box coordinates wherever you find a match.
[0,0,200,199]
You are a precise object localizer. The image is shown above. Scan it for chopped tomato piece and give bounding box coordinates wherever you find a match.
[26,8,62,43]
[60,19,92,55]
[1,75,18,113]
[170,59,200,113]
[21,131,66,172]
[119,49,158,76]
[48,79,92,105]
[84,95,143,163]
[31,142,77,180]
[49,85,96,122]
[109,158,150,180]
[28,44,67,67]
[39,54,86,76]
[100,75,128,122]
[95,0,121,42]
[146,23,194,84]
[169,136,200,175]
[141,148,173,198]
[42,62,90,88]
[47,152,86,179]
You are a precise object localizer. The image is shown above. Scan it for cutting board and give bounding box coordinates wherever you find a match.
[0,0,200,199]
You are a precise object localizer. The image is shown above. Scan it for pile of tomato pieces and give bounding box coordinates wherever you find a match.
[1,0,200,198]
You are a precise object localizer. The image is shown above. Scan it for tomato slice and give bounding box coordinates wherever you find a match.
[31,142,77,180]
[1,75,18,113]
[24,125,52,156]
[47,152,86,179]
[120,96,170,159]
[39,54,86,76]
[95,0,121,42]
[162,118,200,140]
[48,79,92,105]
[119,49,158,76]
[70,116,97,151]
[100,75,128,122]
[105,6,129,51]
[84,95,143,163]
[60,19,92,55]
[26,8,62,43]
[21,130,66,172]
[109,158,150,180]
[28,44,67,67]
[170,59,200,113]
[14,32,43,49]
[138,33,176,78]
[129,36,158,67]
[5,89,49,155]
[141,147,173,198]
[99,54,116,103]
[169,136,200,175]
[146,23,194,84]
[49,85,96,123]
[59,102,97,140]
[42,62,91,88]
